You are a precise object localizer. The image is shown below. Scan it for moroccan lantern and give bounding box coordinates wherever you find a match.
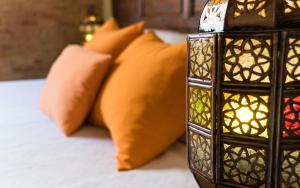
[79,4,102,43]
[187,0,300,187]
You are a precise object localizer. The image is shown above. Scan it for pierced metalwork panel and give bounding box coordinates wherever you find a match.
[189,129,213,179]
[222,92,270,138]
[221,142,267,187]
[282,94,300,138]
[233,0,268,18]
[188,85,212,130]
[281,149,300,188]
[284,37,300,84]
[199,0,229,32]
[223,36,273,84]
[188,36,214,82]
[284,0,300,14]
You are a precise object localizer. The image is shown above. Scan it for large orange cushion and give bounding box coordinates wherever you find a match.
[84,19,145,59]
[89,32,187,170]
[39,45,111,136]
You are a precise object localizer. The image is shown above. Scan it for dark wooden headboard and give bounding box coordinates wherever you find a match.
[112,0,206,33]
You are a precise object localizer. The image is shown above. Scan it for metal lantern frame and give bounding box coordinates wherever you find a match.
[199,0,300,32]
[187,30,300,187]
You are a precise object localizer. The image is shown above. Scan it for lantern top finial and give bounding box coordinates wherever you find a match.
[199,0,300,32]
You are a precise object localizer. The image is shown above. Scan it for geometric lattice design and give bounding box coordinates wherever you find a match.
[284,0,300,14]
[281,149,300,188]
[189,130,212,178]
[285,38,300,84]
[222,92,269,138]
[222,143,267,187]
[208,0,226,5]
[282,95,300,138]
[189,37,214,81]
[223,37,272,83]
[189,86,212,130]
[233,0,267,17]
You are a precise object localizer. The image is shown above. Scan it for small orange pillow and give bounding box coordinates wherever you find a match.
[89,32,187,170]
[39,45,111,136]
[84,20,145,59]
[96,17,120,32]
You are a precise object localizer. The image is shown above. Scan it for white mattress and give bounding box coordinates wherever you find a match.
[0,79,197,188]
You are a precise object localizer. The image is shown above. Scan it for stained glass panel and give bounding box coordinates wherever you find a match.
[285,38,300,84]
[281,149,300,187]
[282,95,300,137]
[222,143,267,187]
[223,37,272,83]
[284,0,300,14]
[233,0,267,17]
[189,37,214,81]
[222,92,269,138]
[189,130,212,178]
[189,86,212,130]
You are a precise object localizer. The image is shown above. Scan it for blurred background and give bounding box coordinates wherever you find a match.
[0,0,112,81]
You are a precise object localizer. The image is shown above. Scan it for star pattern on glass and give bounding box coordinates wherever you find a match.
[222,92,269,138]
[189,130,212,178]
[189,86,212,130]
[281,149,300,188]
[189,37,214,81]
[284,0,300,14]
[233,0,267,17]
[223,37,272,83]
[282,95,300,137]
[222,143,267,187]
[285,38,300,84]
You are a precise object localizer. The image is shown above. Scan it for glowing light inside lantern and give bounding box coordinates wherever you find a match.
[85,34,93,42]
[223,93,269,138]
[283,96,300,137]
[236,106,254,122]
[285,0,300,14]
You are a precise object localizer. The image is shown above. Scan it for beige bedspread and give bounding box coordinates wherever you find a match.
[0,79,197,188]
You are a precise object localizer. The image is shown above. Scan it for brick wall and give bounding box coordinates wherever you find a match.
[0,0,104,81]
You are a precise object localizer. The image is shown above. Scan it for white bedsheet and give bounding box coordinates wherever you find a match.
[0,79,197,188]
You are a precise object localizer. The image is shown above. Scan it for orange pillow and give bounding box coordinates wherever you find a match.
[84,19,145,59]
[89,32,187,170]
[39,45,111,136]
[96,17,120,32]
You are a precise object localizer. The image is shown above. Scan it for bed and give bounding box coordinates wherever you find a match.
[0,79,197,188]
[0,1,202,187]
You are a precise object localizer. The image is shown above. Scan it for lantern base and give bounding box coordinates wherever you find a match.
[193,173,216,188]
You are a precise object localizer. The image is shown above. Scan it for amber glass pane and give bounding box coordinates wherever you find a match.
[189,37,214,81]
[223,37,272,83]
[208,0,226,5]
[189,130,212,178]
[282,96,300,137]
[222,143,267,187]
[285,38,300,84]
[281,149,300,187]
[222,92,269,138]
[284,0,300,14]
[189,86,212,130]
[233,0,267,17]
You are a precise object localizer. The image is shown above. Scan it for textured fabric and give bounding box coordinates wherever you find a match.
[89,32,187,170]
[39,45,111,136]
[84,19,144,60]
[97,17,120,32]
[0,79,197,188]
